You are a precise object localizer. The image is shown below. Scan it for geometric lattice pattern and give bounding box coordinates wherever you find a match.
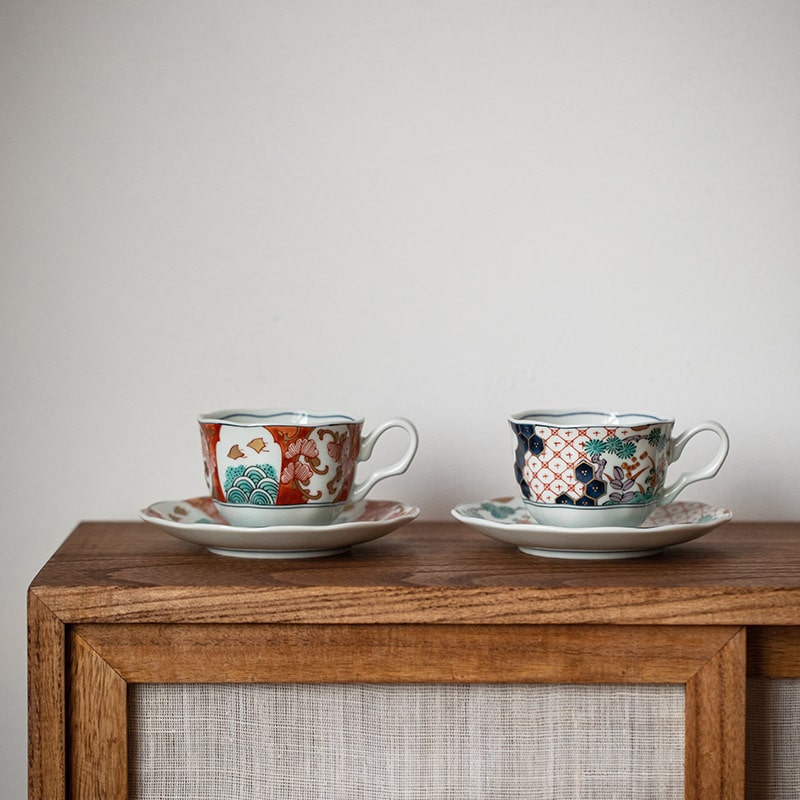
[522,428,593,504]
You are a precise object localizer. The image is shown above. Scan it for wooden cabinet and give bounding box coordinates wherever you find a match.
[28,520,800,799]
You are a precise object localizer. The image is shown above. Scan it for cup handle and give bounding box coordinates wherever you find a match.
[659,420,730,506]
[350,418,419,504]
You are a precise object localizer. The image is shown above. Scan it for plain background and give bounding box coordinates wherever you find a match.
[2,0,799,794]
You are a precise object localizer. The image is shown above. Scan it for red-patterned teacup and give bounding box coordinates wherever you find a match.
[199,409,418,526]
[509,410,729,528]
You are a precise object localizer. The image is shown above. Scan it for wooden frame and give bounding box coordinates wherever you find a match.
[747,627,800,678]
[29,520,800,800]
[35,617,748,800]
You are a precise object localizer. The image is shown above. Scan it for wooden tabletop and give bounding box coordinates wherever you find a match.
[28,520,800,626]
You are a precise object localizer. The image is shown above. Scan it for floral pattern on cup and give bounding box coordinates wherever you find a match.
[200,420,361,509]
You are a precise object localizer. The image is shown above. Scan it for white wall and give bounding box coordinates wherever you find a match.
[2,0,799,792]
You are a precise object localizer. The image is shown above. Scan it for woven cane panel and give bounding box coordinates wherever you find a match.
[746,678,800,800]
[128,683,684,800]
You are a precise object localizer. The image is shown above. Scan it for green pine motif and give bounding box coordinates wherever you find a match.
[584,439,607,456]
[616,441,636,459]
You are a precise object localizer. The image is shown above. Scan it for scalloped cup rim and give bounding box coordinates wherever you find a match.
[509,409,673,426]
[198,409,362,426]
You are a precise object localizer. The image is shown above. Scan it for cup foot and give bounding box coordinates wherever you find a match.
[518,545,663,560]
[213,501,345,527]
[522,501,656,529]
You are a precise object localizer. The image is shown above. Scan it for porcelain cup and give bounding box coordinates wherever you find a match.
[198,409,418,526]
[509,410,729,528]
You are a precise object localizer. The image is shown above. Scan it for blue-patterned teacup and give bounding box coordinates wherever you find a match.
[509,410,729,528]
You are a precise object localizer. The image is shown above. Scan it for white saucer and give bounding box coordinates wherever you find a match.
[140,497,419,558]
[451,498,732,559]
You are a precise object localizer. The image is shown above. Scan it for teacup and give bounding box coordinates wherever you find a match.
[509,409,729,528]
[198,409,418,526]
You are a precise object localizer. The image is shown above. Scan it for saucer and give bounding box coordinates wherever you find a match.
[450,498,732,559]
[140,497,420,558]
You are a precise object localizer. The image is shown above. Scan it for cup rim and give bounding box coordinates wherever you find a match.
[509,409,673,426]
[198,409,362,426]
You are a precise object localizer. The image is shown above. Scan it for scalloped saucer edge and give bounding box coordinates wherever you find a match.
[140,496,419,558]
[451,497,732,559]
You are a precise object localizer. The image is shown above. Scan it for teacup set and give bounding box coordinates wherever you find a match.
[452,409,731,559]
[141,407,731,560]
[141,409,419,558]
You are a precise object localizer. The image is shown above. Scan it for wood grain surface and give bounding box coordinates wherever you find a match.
[69,632,127,800]
[684,627,746,800]
[747,626,800,677]
[29,520,800,625]
[27,593,65,800]
[72,622,741,684]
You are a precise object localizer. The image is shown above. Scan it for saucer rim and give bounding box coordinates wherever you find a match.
[139,497,420,557]
[450,498,732,558]
[450,498,732,536]
[140,496,420,535]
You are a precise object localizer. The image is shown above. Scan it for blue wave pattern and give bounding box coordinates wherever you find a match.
[224,464,280,506]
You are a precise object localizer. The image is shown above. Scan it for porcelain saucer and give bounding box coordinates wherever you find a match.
[450,498,732,559]
[140,497,420,558]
